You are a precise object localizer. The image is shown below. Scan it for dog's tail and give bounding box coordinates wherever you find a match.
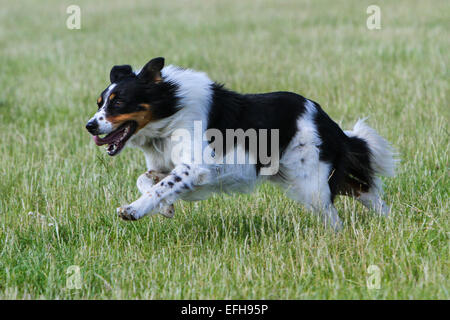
[343,119,397,192]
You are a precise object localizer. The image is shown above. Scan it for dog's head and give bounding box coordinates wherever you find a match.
[86,57,177,156]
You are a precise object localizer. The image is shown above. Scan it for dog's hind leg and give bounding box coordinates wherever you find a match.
[276,113,343,231]
[344,120,396,216]
[355,177,390,217]
[136,170,175,218]
[279,161,343,231]
[287,185,343,232]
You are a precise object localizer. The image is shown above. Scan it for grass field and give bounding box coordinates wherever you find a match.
[0,0,448,299]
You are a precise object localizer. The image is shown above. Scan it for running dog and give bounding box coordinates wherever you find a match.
[86,57,396,230]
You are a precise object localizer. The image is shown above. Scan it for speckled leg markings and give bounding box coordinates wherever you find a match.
[117,164,208,221]
[136,170,175,219]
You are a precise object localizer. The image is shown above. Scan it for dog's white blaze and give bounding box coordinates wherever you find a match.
[89,83,116,134]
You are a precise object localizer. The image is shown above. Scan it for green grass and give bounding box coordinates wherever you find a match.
[0,0,448,299]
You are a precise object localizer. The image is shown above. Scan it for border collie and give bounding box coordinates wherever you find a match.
[86,57,396,230]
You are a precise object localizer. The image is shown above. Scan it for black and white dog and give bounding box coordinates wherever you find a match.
[86,57,396,230]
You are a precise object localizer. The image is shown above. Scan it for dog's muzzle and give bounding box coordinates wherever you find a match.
[85,119,99,135]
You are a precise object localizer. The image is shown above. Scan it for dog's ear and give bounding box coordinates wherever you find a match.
[110,65,133,83]
[138,57,165,83]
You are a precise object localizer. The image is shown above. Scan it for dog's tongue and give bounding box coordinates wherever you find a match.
[93,135,107,146]
[92,125,128,146]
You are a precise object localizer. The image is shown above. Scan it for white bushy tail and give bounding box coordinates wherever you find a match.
[345,119,398,177]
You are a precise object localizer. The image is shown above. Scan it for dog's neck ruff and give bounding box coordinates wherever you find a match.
[128,65,214,150]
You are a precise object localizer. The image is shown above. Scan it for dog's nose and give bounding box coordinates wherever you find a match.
[86,120,99,135]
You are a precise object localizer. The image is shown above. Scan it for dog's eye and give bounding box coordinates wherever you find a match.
[108,93,123,107]
[114,99,124,107]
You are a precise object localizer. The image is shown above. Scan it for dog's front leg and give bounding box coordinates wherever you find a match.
[117,164,210,221]
[136,170,175,218]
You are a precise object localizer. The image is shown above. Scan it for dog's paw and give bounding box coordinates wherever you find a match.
[159,204,175,219]
[146,170,168,184]
[117,206,138,221]
[137,170,169,194]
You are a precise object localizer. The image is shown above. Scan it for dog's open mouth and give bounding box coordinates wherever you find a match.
[93,121,137,156]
